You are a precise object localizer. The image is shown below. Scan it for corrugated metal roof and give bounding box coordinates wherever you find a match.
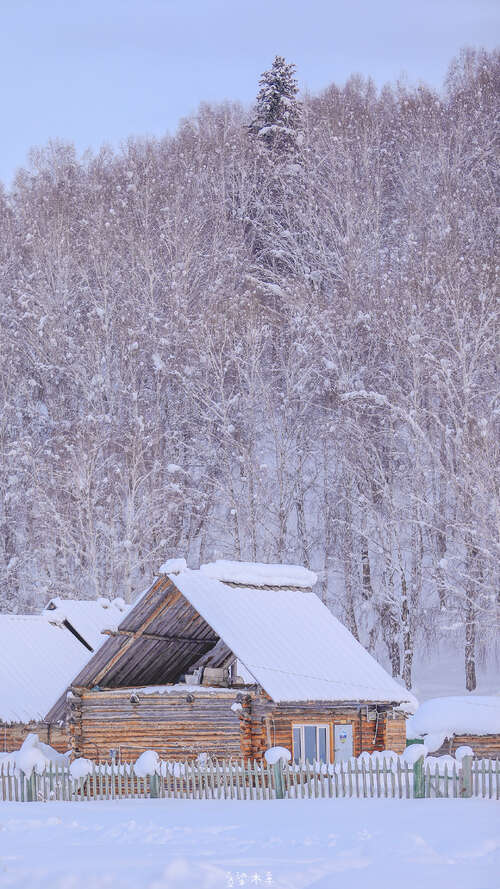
[172,571,417,707]
[0,615,93,724]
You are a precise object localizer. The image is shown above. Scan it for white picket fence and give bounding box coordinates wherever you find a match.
[1,756,498,803]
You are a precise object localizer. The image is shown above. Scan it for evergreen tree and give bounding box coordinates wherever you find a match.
[250,56,301,153]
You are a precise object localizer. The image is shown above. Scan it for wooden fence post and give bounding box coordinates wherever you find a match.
[413,756,425,799]
[149,774,159,799]
[272,761,284,799]
[459,755,472,798]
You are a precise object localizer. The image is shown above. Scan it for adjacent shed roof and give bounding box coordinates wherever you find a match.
[0,615,93,724]
[43,596,130,651]
[49,568,416,713]
[407,696,500,740]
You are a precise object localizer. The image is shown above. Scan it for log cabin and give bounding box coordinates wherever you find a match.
[0,597,129,752]
[47,560,417,762]
[407,696,500,758]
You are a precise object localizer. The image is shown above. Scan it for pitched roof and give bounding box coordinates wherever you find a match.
[0,615,93,724]
[49,568,416,711]
[43,596,130,650]
[173,571,416,706]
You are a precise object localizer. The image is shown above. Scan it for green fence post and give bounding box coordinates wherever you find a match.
[413,756,425,799]
[150,774,159,799]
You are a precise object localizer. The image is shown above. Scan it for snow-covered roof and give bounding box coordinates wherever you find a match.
[200,560,317,589]
[42,596,129,650]
[407,696,500,743]
[158,558,187,575]
[170,571,416,707]
[0,615,93,723]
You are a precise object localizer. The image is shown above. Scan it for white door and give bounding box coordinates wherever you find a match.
[334,724,353,761]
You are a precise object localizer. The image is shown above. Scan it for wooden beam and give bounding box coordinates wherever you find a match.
[190,638,233,669]
[91,581,180,686]
[102,628,218,645]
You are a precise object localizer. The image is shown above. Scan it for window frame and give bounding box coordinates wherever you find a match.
[292,723,331,764]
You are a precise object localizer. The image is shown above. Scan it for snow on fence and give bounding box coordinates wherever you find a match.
[0,756,498,803]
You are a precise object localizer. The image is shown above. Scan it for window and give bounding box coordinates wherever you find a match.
[292,724,330,764]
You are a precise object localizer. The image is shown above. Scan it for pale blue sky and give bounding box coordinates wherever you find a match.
[1,0,498,184]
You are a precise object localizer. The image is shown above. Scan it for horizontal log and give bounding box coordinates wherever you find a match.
[102,629,218,645]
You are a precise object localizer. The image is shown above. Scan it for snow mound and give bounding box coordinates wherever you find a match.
[16,745,48,776]
[425,754,456,774]
[70,758,93,780]
[455,745,474,761]
[134,750,160,777]
[401,743,427,764]
[0,734,69,774]
[265,746,291,764]
[407,696,500,740]
[159,557,187,575]
[200,560,317,589]
[112,597,127,610]
[357,751,372,764]
[371,749,399,766]
[421,732,447,753]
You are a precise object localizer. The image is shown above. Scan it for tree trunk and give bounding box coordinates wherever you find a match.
[465,537,478,692]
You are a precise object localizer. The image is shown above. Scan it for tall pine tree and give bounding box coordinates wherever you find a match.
[250,56,301,153]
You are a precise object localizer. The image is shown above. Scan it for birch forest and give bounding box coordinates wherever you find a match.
[0,47,498,690]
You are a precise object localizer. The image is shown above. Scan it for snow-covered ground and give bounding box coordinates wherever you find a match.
[0,798,498,889]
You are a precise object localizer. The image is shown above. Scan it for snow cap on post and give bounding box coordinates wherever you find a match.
[265,746,292,765]
[70,758,93,780]
[134,750,160,777]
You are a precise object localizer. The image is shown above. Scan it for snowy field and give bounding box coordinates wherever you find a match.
[0,798,498,889]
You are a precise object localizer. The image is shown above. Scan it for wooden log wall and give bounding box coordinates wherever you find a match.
[70,686,409,761]
[239,699,407,760]
[0,721,69,753]
[432,734,500,758]
[74,687,248,761]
